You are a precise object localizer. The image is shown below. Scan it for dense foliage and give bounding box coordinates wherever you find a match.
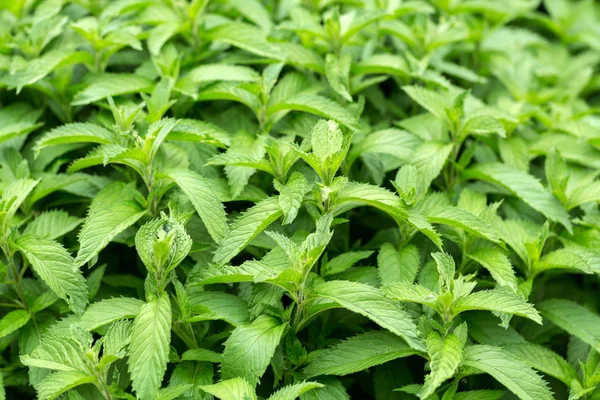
[0,0,599,399]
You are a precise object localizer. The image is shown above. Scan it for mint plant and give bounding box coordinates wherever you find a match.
[0,0,599,399]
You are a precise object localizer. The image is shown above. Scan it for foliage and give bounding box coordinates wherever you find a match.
[0,0,598,399]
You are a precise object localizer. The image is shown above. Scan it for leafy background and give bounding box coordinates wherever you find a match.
[0,0,599,399]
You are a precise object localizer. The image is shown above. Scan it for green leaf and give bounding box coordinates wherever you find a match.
[377,243,420,285]
[180,348,222,363]
[432,252,455,290]
[200,378,257,400]
[464,163,571,231]
[14,235,88,315]
[74,182,146,268]
[3,50,92,92]
[0,121,43,145]
[468,248,518,292]
[310,280,424,351]
[79,297,145,331]
[311,119,344,162]
[453,391,506,400]
[462,345,553,400]
[128,292,172,400]
[163,169,228,244]
[300,377,349,400]
[452,289,542,324]
[71,73,154,106]
[533,246,600,276]
[323,250,373,277]
[0,309,30,339]
[0,178,39,222]
[412,141,454,187]
[402,86,451,123]
[209,22,282,59]
[212,197,283,265]
[216,132,266,200]
[20,334,89,371]
[23,210,83,240]
[461,115,506,138]
[421,332,464,398]
[347,129,420,167]
[170,119,231,147]
[301,331,419,378]
[221,315,287,385]
[537,299,600,352]
[157,385,196,400]
[268,93,361,130]
[381,282,439,310]
[268,382,324,400]
[354,54,410,78]
[325,54,352,102]
[228,0,272,31]
[275,172,307,225]
[503,343,578,386]
[188,289,250,327]
[37,370,96,400]
[424,206,501,244]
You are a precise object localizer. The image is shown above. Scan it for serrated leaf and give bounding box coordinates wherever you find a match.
[188,289,250,327]
[128,292,172,400]
[209,22,282,59]
[163,169,228,244]
[421,332,464,398]
[180,348,222,363]
[23,210,83,240]
[276,172,307,225]
[212,197,283,265]
[402,86,451,122]
[79,297,144,331]
[325,54,352,102]
[534,246,600,276]
[37,370,96,400]
[3,50,92,91]
[347,128,421,167]
[453,391,505,400]
[228,0,272,31]
[268,382,324,400]
[200,378,257,400]
[424,206,501,244]
[267,93,361,130]
[452,289,542,324]
[0,178,39,222]
[20,334,89,372]
[461,115,506,138]
[221,315,287,385]
[503,343,577,386]
[301,331,419,378]
[378,243,420,285]
[464,163,571,231]
[74,182,146,268]
[381,282,439,309]
[0,309,30,339]
[412,141,454,187]
[468,248,518,292]
[310,280,424,351]
[14,235,88,315]
[462,345,553,400]
[300,377,349,400]
[323,250,373,277]
[354,54,410,77]
[537,299,600,352]
[71,73,154,106]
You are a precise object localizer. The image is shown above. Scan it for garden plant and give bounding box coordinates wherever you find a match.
[0,0,599,399]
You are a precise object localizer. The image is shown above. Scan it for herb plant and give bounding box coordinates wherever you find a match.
[0,0,599,399]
